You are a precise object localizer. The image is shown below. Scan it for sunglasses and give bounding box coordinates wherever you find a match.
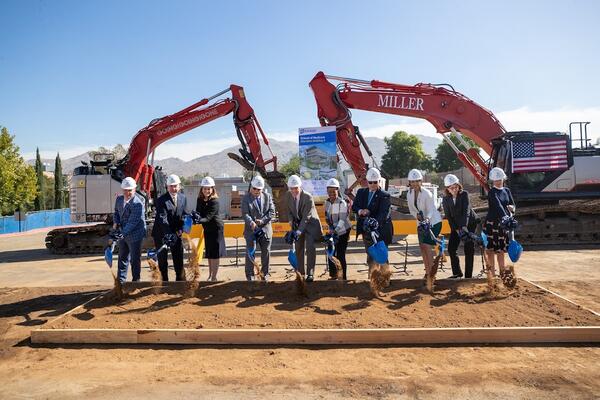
[368,181,378,184]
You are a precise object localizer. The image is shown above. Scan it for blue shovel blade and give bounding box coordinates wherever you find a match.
[481,231,488,248]
[368,241,388,264]
[508,239,523,263]
[183,215,193,234]
[248,245,256,260]
[288,249,298,270]
[104,246,113,268]
[147,249,158,260]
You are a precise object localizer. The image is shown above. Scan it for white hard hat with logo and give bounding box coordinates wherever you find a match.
[287,175,302,188]
[121,177,137,190]
[489,167,507,181]
[444,174,460,187]
[407,169,423,181]
[166,174,181,186]
[366,168,382,182]
[326,178,340,188]
[201,176,215,187]
[251,175,265,189]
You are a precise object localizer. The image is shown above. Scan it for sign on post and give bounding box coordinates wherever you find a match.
[298,126,338,199]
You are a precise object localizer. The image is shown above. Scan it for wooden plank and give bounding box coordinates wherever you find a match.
[32,326,600,345]
[521,278,600,317]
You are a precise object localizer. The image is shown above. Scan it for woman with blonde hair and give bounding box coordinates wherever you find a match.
[195,176,225,281]
[406,169,443,286]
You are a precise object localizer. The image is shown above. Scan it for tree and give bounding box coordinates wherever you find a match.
[279,154,300,178]
[433,135,479,172]
[54,153,65,209]
[0,126,37,215]
[34,148,46,210]
[381,131,432,178]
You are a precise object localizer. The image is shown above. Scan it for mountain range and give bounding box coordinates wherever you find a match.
[29,135,441,178]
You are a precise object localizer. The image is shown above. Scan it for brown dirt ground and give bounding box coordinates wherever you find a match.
[48,280,600,330]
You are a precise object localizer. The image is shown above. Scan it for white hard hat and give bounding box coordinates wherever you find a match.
[201,176,215,187]
[166,174,181,186]
[444,174,460,187]
[366,168,381,182]
[489,167,507,181]
[326,178,340,188]
[407,169,423,181]
[250,175,265,189]
[121,177,137,190]
[287,174,302,188]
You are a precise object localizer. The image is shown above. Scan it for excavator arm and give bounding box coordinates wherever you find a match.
[120,85,283,194]
[309,71,507,189]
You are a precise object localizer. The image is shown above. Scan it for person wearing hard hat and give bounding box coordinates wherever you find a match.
[112,177,146,283]
[151,174,188,281]
[352,168,393,269]
[196,176,225,281]
[406,169,443,284]
[484,167,516,277]
[442,174,478,279]
[324,178,352,279]
[241,175,276,280]
[285,174,323,282]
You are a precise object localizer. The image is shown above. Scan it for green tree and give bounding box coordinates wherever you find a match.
[279,154,300,178]
[43,175,55,210]
[0,127,37,215]
[433,135,480,172]
[34,148,46,210]
[54,153,65,209]
[381,131,432,178]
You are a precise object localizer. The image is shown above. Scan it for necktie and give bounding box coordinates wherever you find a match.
[368,191,375,205]
[256,196,261,210]
[172,194,177,208]
[295,196,300,217]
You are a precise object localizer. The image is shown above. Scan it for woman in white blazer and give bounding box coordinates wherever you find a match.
[406,169,442,284]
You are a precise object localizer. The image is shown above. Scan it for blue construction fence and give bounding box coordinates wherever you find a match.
[0,209,71,234]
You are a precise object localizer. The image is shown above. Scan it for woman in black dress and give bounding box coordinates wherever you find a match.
[196,176,225,281]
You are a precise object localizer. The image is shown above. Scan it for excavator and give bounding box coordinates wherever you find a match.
[309,71,600,245]
[46,85,287,254]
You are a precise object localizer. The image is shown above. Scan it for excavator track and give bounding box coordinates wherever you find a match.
[46,223,156,255]
[509,199,600,246]
[45,224,112,255]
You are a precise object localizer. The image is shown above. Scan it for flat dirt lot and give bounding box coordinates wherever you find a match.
[1,228,599,399]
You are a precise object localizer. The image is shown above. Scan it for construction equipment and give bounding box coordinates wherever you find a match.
[309,72,600,245]
[46,85,286,254]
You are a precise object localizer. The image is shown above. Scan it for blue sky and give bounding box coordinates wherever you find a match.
[1,0,600,161]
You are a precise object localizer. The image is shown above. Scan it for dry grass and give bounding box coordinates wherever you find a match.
[501,265,518,289]
[369,263,392,298]
[295,271,308,297]
[330,256,343,280]
[147,258,162,294]
[184,236,200,297]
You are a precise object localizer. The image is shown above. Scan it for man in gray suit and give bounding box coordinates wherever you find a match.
[284,175,323,282]
[242,175,276,280]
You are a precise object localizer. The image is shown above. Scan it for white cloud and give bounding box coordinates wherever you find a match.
[22,146,107,161]
[153,137,239,161]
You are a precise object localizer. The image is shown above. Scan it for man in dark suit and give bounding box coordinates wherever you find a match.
[352,168,393,266]
[151,174,188,281]
[113,177,147,284]
[242,175,276,280]
[284,175,323,281]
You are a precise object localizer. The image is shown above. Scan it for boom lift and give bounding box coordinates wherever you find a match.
[46,85,286,254]
[309,71,600,245]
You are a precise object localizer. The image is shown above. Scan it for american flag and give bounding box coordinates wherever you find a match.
[512,138,568,173]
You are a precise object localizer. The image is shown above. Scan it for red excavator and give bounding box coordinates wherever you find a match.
[46,85,286,254]
[309,71,600,245]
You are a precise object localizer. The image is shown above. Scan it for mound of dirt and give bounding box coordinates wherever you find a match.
[47,279,600,330]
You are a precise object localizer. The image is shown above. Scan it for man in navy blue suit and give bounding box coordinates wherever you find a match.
[352,168,393,266]
[151,174,188,281]
[113,177,147,283]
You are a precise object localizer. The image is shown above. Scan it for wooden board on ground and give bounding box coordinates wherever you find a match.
[31,279,600,345]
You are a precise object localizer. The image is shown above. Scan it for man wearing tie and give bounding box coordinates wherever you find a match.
[352,168,393,267]
[241,175,276,280]
[151,174,188,281]
[284,175,323,282]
